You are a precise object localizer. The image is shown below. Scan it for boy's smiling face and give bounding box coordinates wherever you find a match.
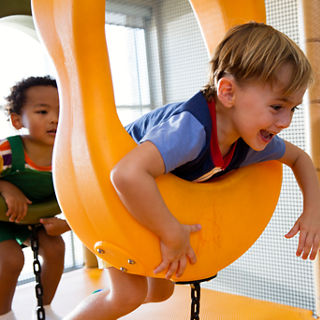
[225,63,306,151]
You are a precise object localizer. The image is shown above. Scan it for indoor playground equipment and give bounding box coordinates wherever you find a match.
[1,0,318,318]
[30,0,283,282]
[27,0,299,318]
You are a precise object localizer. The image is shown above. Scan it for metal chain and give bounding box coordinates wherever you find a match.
[190,282,201,320]
[30,225,46,320]
[176,275,216,320]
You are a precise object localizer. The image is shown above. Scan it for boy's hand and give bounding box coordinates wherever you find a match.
[285,210,320,260]
[40,217,71,236]
[0,180,32,223]
[154,223,201,279]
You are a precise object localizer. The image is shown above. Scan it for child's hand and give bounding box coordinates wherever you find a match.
[0,180,32,223]
[285,210,320,260]
[154,223,201,279]
[40,217,71,236]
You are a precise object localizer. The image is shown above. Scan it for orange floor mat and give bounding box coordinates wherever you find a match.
[13,268,315,319]
[122,285,314,320]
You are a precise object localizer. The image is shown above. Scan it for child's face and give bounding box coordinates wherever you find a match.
[230,64,306,151]
[14,85,59,146]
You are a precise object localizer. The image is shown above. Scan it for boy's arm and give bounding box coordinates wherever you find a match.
[279,140,320,260]
[110,141,201,279]
[0,179,32,223]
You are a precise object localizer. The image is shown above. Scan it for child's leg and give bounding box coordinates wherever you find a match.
[145,277,174,303]
[37,229,65,305]
[65,267,175,320]
[65,267,149,320]
[0,240,24,315]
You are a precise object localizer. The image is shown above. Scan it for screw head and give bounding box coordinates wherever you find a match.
[120,267,128,272]
[97,248,105,254]
[128,259,136,265]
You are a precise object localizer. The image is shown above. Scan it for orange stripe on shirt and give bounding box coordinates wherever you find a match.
[0,140,11,152]
[24,152,52,171]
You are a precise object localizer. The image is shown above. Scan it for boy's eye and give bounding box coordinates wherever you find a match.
[271,105,282,111]
[291,106,300,113]
[35,110,48,114]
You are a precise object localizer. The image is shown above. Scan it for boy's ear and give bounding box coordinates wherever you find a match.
[10,113,23,130]
[216,77,236,108]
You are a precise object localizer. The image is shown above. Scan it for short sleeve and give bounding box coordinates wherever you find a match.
[141,111,206,173]
[240,135,286,167]
[0,138,11,176]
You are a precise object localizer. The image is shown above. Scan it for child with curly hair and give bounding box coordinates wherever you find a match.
[0,76,70,320]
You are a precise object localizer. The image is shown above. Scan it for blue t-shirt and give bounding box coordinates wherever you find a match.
[125,91,285,182]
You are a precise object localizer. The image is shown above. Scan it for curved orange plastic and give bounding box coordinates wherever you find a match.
[31,0,280,281]
[189,0,265,54]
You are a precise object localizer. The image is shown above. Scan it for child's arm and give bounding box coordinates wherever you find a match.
[111,141,201,279]
[0,180,32,223]
[40,216,71,236]
[279,140,320,260]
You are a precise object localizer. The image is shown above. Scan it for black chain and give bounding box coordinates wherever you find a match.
[176,274,217,320]
[30,224,46,320]
[190,282,201,320]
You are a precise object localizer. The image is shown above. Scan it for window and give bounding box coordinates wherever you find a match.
[106,24,151,125]
[105,4,152,125]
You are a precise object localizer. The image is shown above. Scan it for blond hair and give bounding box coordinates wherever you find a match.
[203,22,312,100]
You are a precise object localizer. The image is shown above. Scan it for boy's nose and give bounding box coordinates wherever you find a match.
[50,111,59,123]
[276,112,292,129]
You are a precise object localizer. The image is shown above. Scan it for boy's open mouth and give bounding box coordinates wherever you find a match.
[260,129,274,143]
[47,129,57,134]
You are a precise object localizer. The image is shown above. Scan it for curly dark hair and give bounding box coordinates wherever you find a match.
[5,76,57,115]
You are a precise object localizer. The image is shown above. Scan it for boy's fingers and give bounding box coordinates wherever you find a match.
[9,213,17,222]
[285,223,299,239]
[14,203,23,222]
[188,224,202,233]
[17,203,28,221]
[309,235,320,260]
[187,248,197,265]
[301,234,313,259]
[154,260,169,274]
[6,206,12,217]
[7,205,17,221]
[296,232,306,257]
[176,257,187,278]
[165,261,178,279]
[40,218,50,224]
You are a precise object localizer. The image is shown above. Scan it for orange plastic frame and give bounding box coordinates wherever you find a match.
[31,0,281,281]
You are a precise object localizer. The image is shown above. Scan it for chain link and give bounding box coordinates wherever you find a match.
[176,275,216,320]
[190,282,201,320]
[30,225,46,320]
